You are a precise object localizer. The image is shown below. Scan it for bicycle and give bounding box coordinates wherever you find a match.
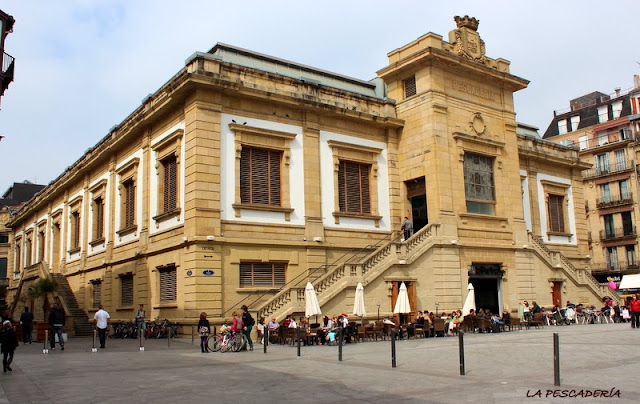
[207,329,248,352]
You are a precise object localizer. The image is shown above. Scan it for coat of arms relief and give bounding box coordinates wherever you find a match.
[449,15,486,64]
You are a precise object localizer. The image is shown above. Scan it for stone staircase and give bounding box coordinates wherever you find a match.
[256,224,441,320]
[50,274,94,336]
[528,234,621,303]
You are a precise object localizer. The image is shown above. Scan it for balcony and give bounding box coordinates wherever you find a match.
[591,261,640,274]
[599,226,637,241]
[1,50,15,96]
[596,192,634,209]
[582,160,634,180]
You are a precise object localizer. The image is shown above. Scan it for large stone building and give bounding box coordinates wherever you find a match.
[542,77,640,293]
[6,16,614,333]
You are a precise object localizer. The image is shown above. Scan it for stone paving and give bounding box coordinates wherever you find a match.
[0,322,637,403]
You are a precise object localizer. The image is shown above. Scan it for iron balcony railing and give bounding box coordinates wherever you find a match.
[599,226,637,241]
[1,50,15,94]
[596,192,634,209]
[591,261,640,273]
[582,160,634,180]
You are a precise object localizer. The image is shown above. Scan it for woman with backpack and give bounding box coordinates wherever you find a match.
[197,312,210,353]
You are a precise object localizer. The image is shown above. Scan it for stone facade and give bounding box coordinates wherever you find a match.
[6,16,614,329]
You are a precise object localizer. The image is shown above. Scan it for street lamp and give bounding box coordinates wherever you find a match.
[377,303,381,321]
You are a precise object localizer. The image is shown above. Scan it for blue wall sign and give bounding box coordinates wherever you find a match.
[186,270,193,276]
[203,270,214,276]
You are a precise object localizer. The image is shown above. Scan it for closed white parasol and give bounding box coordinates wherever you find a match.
[352,282,366,317]
[305,282,322,320]
[393,282,411,314]
[462,283,476,316]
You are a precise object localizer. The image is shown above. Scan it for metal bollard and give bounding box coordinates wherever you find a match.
[297,327,301,357]
[191,325,194,345]
[391,329,396,368]
[167,328,171,348]
[43,330,49,354]
[140,328,145,352]
[264,327,268,354]
[338,325,343,362]
[553,332,560,386]
[91,329,97,353]
[459,331,465,375]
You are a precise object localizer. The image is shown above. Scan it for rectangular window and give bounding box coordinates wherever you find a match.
[239,262,286,288]
[403,76,417,98]
[37,231,45,263]
[626,245,637,267]
[463,153,495,215]
[70,211,81,250]
[595,153,609,174]
[0,258,7,279]
[93,196,104,242]
[612,101,622,119]
[570,116,580,131]
[600,183,611,204]
[159,266,177,303]
[622,211,634,236]
[162,155,178,213]
[92,280,102,307]
[578,135,588,150]
[120,274,133,306]
[548,195,565,233]
[619,180,630,200]
[15,245,20,272]
[0,233,8,244]
[24,237,32,267]
[338,160,371,214]
[124,179,136,228]
[604,214,615,238]
[240,147,282,206]
[557,119,567,135]
[607,247,619,269]
[615,150,626,171]
[598,106,608,123]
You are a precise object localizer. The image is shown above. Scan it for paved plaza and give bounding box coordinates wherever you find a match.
[0,322,637,403]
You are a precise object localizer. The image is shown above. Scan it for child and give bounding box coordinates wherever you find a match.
[0,320,18,372]
[198,312,210,353]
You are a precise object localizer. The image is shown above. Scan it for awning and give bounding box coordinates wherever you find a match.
[619,274,640,289]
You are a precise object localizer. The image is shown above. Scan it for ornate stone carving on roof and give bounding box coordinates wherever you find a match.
[449,15,486,64]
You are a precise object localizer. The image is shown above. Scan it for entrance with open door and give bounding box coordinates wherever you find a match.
[405,177,428,234]
[468,263,503,315]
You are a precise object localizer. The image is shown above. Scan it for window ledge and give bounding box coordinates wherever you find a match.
[232,203,293,221]
[116,306,134,311]
[89,238,105,247]
[332,211,382,227]
[153,209,181,223]
[153,303,178,309]
[116,225,138,238]
[68,247,81,255]
[547,231,573,238]
[236,287,281,293]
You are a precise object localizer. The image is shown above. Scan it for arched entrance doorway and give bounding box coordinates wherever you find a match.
[468,263,503,315]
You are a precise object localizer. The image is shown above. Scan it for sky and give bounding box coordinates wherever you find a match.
[1,0,639,190]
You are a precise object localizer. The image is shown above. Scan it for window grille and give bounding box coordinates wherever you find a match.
[404,76,416,98]
[239,262,286,287]
[120,275,133,306]
[240,147,281,206]
[159,266,177,302]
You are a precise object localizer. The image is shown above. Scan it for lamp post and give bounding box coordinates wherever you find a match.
[435,302,439,316]
[377,303,381,321]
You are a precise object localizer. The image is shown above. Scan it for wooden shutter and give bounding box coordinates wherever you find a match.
[159,267,177,302]
[239,262,285,287]
[163,156,177,212]
[72,212,80,249]
[338,161,371,214]
[121,275,133,306]
[548,195,564,232]
[125,180,135,227]
[95,197,104,240]
[92,281,102,307]
[240,147,281,206]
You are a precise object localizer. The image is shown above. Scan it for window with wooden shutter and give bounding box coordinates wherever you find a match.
[159,266,177,302]
[548,194,565,233]
[240,147,282,206]
[163,155,178,213]
[124,179,135,228]
[93,196,104,241]
[120,274,133,306]
[37,230,45,263]
[24,237,31,267]
[239,262,286,287]
[338,160,371,214]
[463,153,495,215]
[15,244,20,272]
[92,280,102,307]
[71,211,81,250]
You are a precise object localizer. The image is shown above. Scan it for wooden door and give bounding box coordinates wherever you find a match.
[552,282,562,307]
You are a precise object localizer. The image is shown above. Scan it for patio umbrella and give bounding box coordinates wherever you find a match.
[305,282,322,323]
[393,282,411,314]
[462,283,476,316]
[352,282,366,317]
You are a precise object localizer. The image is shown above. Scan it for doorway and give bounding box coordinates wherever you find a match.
[405,177,428,233]
[468,263,503,315]
[390,281,416,324]
[552,281,562,307]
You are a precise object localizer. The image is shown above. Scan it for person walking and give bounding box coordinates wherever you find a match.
[135,304,146,339]
[198,312,210,353]
[19,307,34,344]
[401,216,413,241]
[48,301,66,350]
[0,321,18,372]
[629,294,640,329]
[241,305,255,351]
[93,304,111,349]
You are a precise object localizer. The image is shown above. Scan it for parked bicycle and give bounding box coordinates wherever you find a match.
[207,327,247,352]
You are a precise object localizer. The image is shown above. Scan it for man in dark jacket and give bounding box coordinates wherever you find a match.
[19,307,34,343]
[48,302,66,350]
[0,320,19,372]
[241,305,255,351]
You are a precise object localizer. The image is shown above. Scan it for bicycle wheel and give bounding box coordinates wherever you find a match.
[220,337,233,353]
[208,335,223,352]
[234,334,248,352]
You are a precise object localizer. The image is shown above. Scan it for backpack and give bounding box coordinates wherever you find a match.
[235,317,244,331]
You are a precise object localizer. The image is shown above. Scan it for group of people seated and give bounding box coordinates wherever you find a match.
[263,314,353,345]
